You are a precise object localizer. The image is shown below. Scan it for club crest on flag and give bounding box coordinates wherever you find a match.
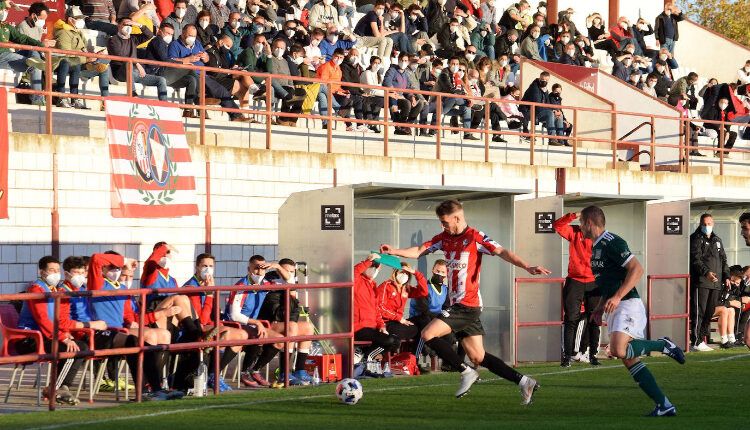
[106,99,198,218]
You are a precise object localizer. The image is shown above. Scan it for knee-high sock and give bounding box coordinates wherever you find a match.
[242,345,261,372]
[295,351,309,373]
[425,338,466,372]
[180,317,202,341]
[252,345,281,372]
[626,339,666,359]
[480,353,523,384]
[208,348,238,375]
[627,361,670,407]
[278,351,288,375]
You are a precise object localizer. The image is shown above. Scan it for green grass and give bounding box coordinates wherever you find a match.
[2,350,749,430]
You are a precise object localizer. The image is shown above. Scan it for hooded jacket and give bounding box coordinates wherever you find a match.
[53,19,88,65]
[690,227,729,290]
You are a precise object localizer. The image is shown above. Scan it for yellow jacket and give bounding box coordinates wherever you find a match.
[53,19,88,65]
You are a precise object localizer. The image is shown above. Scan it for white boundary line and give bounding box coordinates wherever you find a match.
[24,353,750,430]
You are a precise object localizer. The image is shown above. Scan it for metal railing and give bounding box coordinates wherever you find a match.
[646,274,690,350]
[513,277,566,366]
[0,281,354,411]
[2,42,750,173]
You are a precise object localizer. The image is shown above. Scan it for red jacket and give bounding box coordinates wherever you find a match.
[608,25,634,50]
[553,213,595,283]
[141,244,170,288]
[353,260,385,332]
[26,282,76,341]
[376,272,428,322]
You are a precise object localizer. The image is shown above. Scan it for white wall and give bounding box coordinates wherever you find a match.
[674,20,750,84]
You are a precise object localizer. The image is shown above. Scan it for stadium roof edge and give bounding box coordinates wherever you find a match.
[351,183,533,202]
[561,192,664,207]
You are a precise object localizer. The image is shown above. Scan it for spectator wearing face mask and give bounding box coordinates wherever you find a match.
[359,55,385,133]
[557,8,580,38]
[163,0,196,39]
[304,28,327,70]
[537,33,556,62]
[651,60,672,99]
[276,19,311,49]
[383,52,425,135]
[235,32,269,91]
[611,53,633,82]
[404,53,429,119]
[108,18,168,101]
[309,0,339,30]
[245,0,277,23]
[631,18,655,58]
[353,0,395,60]
[405,4,429,53]
[667,71,698,108]
[559,42,582,66]
[273,44,312,126]
[142,22,203,117]
[196,10,220,49]
[498,1,530,33]
[425,0,452,38]
[470,22,495,60]
[521,12,547,40]
[14,2,54,106]
[466,68,505,142]
[430,57,471,137]
[702,97,738,156]
[340,48,368,132]
[553,31,571,60]
[520,71,561,141]
[519,24,542,61]
[375,263,428,352]
[737,60,750,86]
[353,254,400,361]
[319,24,356,61]
[206,34,259,109]
[498,85,523,129]
[608,16,635,57]
[654,2,683,54]
[417,58,443,135]
[627,70,642,88]
[381,3,412,55]
[548,82,572,146]
[642,74,659,98]
[650,48,678,77]
[202,0,231,28]
[587,12,617,57]
[437,18,470,59]
[316,48,354,128]
[53,6,110,109]
[120,0,160,50]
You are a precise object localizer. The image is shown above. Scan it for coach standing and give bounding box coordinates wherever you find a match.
[689,213,730,351]
[554,212,601,367]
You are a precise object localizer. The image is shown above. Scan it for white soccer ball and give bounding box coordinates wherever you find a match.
[335,378,363,405]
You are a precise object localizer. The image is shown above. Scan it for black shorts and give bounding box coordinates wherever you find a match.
[437,304,485,338]
[257,291,301,323]
[241,323,260,339]
[146,296,167,312]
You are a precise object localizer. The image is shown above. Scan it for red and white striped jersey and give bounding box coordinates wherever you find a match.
[421,227,501,308]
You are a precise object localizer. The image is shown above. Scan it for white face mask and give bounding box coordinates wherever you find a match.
[120,25,133,37]
[200,266,214,280]
[469,78,478,86]
[311,38,320,47]
[105,269,122,283]
[185,36,196,46]
[396,273,409,285]
[457,70,465,79]
[285,29,295,37]
[437,0,446,5]
[254,42,263,52]
[561,37,570,44]
[323,0,333,4]
[199,20,210,29]
[348,56,358,65]
[124,279,133,289]
[334,58,343,66]
[399,61,408,70]
[456,16,463,24]
[364,267,379,279]
[719,103,729,110]
[34,17,46,28]
[162,34,173,44]
[231,20,241,29]
[375,8,384,17]
[371,64,380,72]
[250,273,264,284]
[0,10,8,22]
[449,64,459,73]
[250,5,259,13]
[175,8,186,18]
[294,55,304,65]
[219,0,227,5]
[648,81,656,88]
[623,59,632,67]
[274,47,284,58]
[577,42,584,48]
[69,273,86,289]
[433,67,441,75]
[297,0,306,5]
[566,50,575,57]
[327,35,338,44]
[391,11,400,19]
[620,22,628,29]
[659,54,668,61]
[158,256,170,269]
[499,60,507,67]
[44,272,61,287]
[75,19,86,29]
[465,53,475,62]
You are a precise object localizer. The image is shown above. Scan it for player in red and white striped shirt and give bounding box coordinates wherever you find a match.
[381,200,550,404]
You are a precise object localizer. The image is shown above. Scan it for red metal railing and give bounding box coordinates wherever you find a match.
[513,277,566,366]
[2,42,750,173]
[646,274,690,350]
[0,281,354,411]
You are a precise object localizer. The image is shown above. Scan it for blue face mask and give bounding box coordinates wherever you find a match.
[701,225,713,236]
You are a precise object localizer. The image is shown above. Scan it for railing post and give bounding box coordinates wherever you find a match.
[529,105,535,166]
[213,290,220,396]
[484,99,490,162]
[649,116,656,172]
[44,51,52,134]
[126,59,133,99]
[436,95,442,160]
[283,286,290,388]
[572,109,578,167]
[199,71,206,147]
[48,295,60,411]
[719,119,725,175]
[136,290,146,403]
[383,89,389,157]
[266,76,272,150]
[326,82,333,153]
[685,118,692,174]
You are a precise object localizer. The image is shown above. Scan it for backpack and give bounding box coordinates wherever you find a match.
[388,352,420,376]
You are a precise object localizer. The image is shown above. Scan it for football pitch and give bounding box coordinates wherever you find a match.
[2,350,748,430]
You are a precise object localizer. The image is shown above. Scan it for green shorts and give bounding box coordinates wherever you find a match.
[437,304,485,338]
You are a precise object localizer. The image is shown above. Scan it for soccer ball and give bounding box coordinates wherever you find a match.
[335,378,363,405]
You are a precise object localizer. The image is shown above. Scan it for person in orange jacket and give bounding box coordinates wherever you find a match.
[375,262,428,352]
[353,254,399,362]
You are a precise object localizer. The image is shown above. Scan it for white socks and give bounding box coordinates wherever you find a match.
[519,375,529,386]
[721,335,728,344]
[728,334,737,343]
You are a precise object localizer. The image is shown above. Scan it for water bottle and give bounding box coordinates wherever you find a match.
[193,354,207,397]
[312,366,321,385]
[383,361,391,375]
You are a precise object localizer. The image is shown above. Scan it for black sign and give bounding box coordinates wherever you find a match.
[535,212,556,234]
[664,215,683,235]
[321,205,345,230]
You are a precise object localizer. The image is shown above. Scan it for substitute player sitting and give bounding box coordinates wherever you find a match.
[381,199,550,404]
[580,205,685,417]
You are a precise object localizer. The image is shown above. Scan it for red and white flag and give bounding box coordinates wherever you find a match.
[106,98,199,218]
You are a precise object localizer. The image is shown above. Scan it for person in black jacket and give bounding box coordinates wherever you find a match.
[341,48,367,131]
[631,18,656,58]
[702,97,738,156]
[519,71,563,143]
[108,18,168,100]
[689,213,731,351]
[653,2,683,54]
[558,43,582,66]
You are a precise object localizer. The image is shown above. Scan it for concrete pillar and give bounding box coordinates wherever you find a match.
[609,0,619,29]
[546,0,557,24]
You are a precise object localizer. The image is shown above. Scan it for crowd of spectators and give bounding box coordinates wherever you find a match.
[0,0,748,147]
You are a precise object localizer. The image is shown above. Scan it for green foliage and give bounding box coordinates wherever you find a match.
[680,0,750,47]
